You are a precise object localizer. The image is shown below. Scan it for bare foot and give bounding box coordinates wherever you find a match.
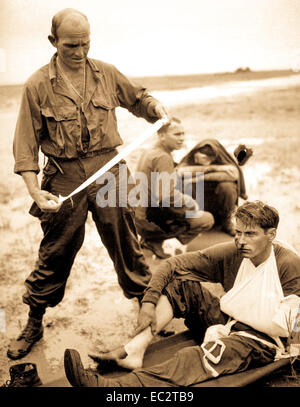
[88,346,127,363]
[89,345,143,370]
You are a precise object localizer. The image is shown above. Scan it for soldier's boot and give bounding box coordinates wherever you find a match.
[2,363,42,387]
[7,316,44,360]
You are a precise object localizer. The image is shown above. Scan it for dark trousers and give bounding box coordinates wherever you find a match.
[100,281,276,387]
[106,334,275,387]
[135,208,214,245]
[196,181,238,226]
[23,151,151,310]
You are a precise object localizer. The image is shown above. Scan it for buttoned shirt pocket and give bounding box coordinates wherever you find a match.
[91,94,119,117]
[89,94,122,149]
[41,105,78,154]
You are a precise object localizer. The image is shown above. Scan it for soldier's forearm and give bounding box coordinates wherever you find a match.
[21,171,40,201]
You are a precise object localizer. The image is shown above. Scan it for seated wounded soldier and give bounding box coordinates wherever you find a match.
[63,200,300,387]
[177,138,248,236]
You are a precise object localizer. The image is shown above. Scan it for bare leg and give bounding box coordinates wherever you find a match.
[90,295,174,370]
[121,295,174,368]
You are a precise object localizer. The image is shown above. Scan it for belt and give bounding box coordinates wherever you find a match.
[78,148,116,159]
[48,148,116,162]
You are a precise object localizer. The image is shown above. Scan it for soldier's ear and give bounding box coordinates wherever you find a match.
[266,227,277,242]
[48,35,57,48]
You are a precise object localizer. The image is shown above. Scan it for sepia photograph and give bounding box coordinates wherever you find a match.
[0,0,300,393]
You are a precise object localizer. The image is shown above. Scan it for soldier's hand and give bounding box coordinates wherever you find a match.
[134,302,157,336]
[153,102,169,120]
[33,190,62,212]
[183,194,199,211]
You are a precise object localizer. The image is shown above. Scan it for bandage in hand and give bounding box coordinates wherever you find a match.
[203,324,231,343]
[203,320,236,344]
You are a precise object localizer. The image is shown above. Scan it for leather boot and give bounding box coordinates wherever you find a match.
[2,363,42,387]
[64,349,101,387]
[7,317,44,360]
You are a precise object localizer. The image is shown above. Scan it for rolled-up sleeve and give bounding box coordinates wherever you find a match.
[13,83,41,175]
[112,65,161,123]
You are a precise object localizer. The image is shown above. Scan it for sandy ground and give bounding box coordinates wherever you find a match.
[0,74,300,387]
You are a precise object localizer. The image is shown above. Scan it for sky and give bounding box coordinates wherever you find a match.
[0,0,300,84]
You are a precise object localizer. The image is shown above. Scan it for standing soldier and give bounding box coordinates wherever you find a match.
[9,8,168,360]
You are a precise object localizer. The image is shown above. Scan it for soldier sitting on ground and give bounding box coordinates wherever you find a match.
[177,138,249,237]
[64,200,300,387]
[134,118,214,259]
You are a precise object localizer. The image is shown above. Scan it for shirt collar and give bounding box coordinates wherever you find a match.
[48,53,102,81]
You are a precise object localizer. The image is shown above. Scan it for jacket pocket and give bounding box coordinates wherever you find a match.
[41,105,78,151]
[90,94,121,149]
[91,93,120,110]
[41,105,78,121]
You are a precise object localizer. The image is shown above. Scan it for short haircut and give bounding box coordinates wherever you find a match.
[235,200,279,230]
[51,8,88,40]
[157,117,182,135]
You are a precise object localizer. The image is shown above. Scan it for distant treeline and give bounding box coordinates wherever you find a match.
[0,69,297,107]
[130,69,296,91]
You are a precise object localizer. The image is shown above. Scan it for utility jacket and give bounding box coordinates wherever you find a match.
[13,53,160,174]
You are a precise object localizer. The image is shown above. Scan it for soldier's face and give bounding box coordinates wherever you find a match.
[54,22,90,70]
[193,152,214,165]
[161,124,185,151]
[234,218,275,266]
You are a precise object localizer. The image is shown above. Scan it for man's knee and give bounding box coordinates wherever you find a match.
[188,211,214,231]
[215,183,238,218]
